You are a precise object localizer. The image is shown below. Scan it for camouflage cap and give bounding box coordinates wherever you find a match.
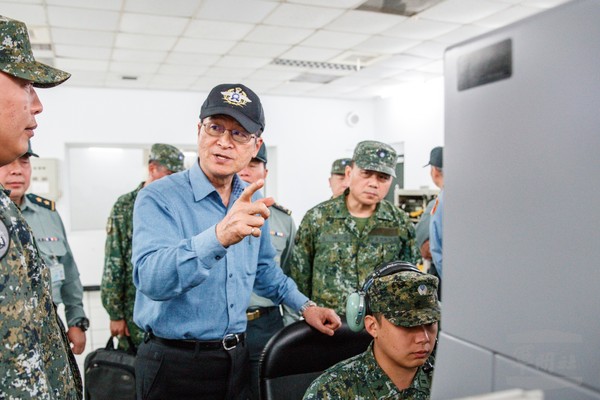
[254,142,267,163]
[0,16,70,88]
[368,270,440,328]
[330,158,352,175]
[25,140,38,157]
[149,143,185,173]
[352,140,397,178]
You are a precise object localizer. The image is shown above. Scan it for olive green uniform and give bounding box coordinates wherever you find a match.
[21,194,87,327]
[288,192,418,314]
[303,342,433,400]
[101,182,145,347]
[0,187,81,399]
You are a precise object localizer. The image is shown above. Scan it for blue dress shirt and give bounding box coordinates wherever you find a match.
[132,161,308,340]
[429,189,444,278]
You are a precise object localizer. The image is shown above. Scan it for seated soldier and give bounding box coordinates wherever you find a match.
[303,261,440,399]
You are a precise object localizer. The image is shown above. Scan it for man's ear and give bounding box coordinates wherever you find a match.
[364,315,379,339]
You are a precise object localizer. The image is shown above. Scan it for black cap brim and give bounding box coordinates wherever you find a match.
[200,105,263,134]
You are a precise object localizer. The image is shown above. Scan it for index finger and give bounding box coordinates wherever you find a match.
[238,179,264,203]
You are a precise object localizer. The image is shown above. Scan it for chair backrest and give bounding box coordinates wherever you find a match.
[259,320,372,400]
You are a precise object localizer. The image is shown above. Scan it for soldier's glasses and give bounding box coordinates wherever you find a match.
[202,123,256,144]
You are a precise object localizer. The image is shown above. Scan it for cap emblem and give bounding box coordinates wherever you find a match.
[378,150,387,158]
[417,284,428,295]
[221,87,252,107]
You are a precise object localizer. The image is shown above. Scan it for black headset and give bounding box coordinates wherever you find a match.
[346,261,423,332]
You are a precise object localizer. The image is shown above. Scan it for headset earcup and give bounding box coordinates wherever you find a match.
[346,292,365,332]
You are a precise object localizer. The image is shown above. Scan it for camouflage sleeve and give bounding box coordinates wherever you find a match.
[100,204,128,321]
[399,211,419,265]
[303,374,344,400]
[279,216,297,276]
[287,211,316,300]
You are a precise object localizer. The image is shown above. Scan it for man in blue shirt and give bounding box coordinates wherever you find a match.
[426,146,444,278]
[132,83,341,400]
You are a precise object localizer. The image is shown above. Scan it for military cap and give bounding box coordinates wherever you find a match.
[368,270,440,328]
[330,158,352,175]
[254,143,267,163]
[149,143,185,173]
[199,83,265,135]
[0,15,70,87]
[25,140,39,157]
[424,146,443,168]
[352,140,397,178]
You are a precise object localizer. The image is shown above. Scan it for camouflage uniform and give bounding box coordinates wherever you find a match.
[101,143,184,348]
[304,264,440,400]
[303,343,434,400]
[289,194,417,314]
[0,188,82,399]
[101,182,145,347]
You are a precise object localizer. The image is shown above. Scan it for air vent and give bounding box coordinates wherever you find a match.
[356,0,443,17]
[290,73,339,84]
[271,58,357,71]
[122,76,138,81]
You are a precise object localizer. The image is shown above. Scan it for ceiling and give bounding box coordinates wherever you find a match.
[1,0,568,100]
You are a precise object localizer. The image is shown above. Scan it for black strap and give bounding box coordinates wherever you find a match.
[105,335,137,356]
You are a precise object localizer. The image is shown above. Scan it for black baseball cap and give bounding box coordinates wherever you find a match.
[199,83,265,135]
[424,146,443,168]
[254,143,267,163]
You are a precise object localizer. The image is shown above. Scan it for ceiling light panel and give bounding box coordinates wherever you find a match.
[120,13,189,36]
[48,6,120,30]
[263,3,345,29]
[326,10,406,34]
[195,0,279,23]
[124,0,203,17]
[419,0,511,24]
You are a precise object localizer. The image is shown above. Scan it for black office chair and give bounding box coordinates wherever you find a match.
[258,320,372,400]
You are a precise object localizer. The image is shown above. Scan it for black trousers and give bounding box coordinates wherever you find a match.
[246,308,284,400]
[135,336,250,400]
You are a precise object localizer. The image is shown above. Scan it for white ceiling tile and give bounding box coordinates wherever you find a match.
[376,54,432,70]
[280,46,342,62]
[245,26,313,45]
[54,44,112,60]
[404,41,448,59]
[300,30,369,50]
[287,0,364,8]
[184,20,254,40]
[236,79,280,95]
[48,6,120,30]
[47,0,122,10]
[106,74,153,89]
[353,36,420,55]
[327,10,407,34]
[432,24,490,44]
[247,68,299,81]
[149,73,198,86]
[420,0,511,24]
[28,26,51,44]
[0,3,46,24]
[124,0,203,17]
[415,60,444,74]
[190,76,236,92]
[164,52,221,66]
[110,61,160,74]
[0,0,43,4]
[116,33,177,51]
[351,65,405,79]
[382,18,460,40]
[158,64,207,76]
[327,75,380,87]
[203,66,255,80]
[51,28,115,47]
[173,38,237,55]
[61,70,107,87]
[228,42,290,58]
[54,58,109,72]
[215,55,272,69]
[268,81,322,95]
[520,0,570,8]
[392,70,440,82]
[120,13,189,36]
[112,49,167,63]
[263,3,344,29]
[489,0,526,4]
[474,5,542,28]
[195,0,279,23]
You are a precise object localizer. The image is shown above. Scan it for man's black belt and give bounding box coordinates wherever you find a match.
[246,306,279,321]
[149,332,245,351]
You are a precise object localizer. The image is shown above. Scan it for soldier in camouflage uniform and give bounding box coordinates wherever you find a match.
[328,157,352,198]
[101,143,184,348]
[304,261,440,399]
[0,15,82,399]
[288,140,418,314]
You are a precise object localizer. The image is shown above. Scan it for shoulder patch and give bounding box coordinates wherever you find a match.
[272,202,292,215]
[26,193,55,211]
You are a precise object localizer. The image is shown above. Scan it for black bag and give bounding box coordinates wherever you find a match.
[84,336,137,400]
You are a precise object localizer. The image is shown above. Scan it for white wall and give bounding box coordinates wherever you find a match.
[32,81,444,286]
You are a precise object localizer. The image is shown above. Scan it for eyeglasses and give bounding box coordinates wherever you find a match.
[201,122,256,144]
